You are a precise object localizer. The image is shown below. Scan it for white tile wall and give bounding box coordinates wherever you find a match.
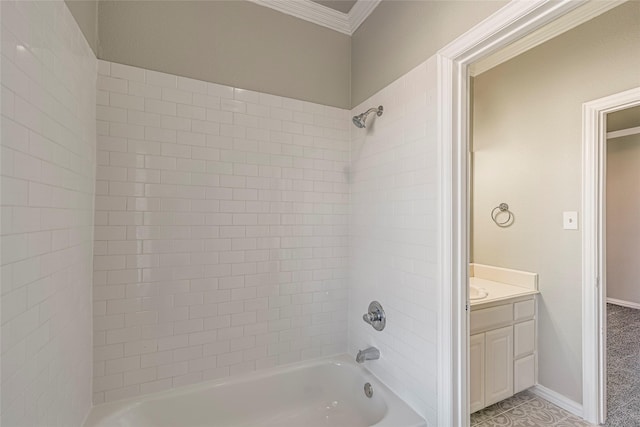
[0,4,439,419]
[349,57,439,424]
[93,61,350,403]
[0,1,97,426]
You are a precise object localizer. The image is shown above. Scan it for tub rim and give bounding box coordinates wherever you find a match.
[84,353,426,427]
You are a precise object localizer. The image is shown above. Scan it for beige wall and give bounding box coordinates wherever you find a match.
[351,0,506,107]
[65,0,98,54]
[607,132,640,305]
[97,0,351,108]
[472,2,640,404]
[607,105,640,131]
[81,0,508,109]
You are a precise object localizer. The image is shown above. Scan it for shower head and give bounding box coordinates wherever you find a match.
[352,105,383,128]
[352,115,366,129]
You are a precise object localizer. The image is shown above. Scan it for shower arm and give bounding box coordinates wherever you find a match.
[363,107,383,118]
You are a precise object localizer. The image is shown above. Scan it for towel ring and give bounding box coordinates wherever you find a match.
[491,203,513,227]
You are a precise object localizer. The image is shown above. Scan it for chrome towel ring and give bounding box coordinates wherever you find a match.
[491,203,513,227]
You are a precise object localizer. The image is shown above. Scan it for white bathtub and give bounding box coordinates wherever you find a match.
[84,355,426,427]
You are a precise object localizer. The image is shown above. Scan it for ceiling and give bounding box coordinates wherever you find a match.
[310,0,358,14]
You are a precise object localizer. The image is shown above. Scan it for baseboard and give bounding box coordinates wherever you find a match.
[607,297,640,310]
[530,384,583,418]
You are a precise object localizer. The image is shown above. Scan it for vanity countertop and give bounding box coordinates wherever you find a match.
[470,277,539,308]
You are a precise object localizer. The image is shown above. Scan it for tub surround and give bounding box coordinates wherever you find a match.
[349,57,438,423]
[0,1,97,426]
[93,54,437,422]
[93,60,350,404]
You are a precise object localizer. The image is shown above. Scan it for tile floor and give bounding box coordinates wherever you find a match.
[470,390,594,426]
[471,303,640,426]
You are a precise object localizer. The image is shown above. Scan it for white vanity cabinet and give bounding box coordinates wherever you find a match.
[470,296,536,413]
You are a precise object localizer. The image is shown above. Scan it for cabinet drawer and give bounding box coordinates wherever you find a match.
[514,299,535,321]
[471,304,513,334]
[514,354,536,393]
[514,319,535,358]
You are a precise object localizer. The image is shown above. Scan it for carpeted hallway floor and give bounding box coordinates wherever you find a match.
[605,303,640,426]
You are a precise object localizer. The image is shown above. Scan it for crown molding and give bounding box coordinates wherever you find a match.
[469,0,626,76]
[247,0,381,35]
[348,0,382,33]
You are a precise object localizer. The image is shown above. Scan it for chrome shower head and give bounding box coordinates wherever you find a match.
[353,115,366,128]
[352,105,383,129]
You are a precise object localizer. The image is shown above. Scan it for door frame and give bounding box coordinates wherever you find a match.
[581,86,640,424]
[435,1,628,425]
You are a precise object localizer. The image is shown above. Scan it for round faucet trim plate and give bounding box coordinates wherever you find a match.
[362,301,386,331]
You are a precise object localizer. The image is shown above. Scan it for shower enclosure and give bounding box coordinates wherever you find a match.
[0,1,441,425]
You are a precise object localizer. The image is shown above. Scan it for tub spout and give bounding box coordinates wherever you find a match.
[356,347,380,363]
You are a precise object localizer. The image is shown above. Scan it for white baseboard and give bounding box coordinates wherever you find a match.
[607,297,640,310]
[530,384,583,418]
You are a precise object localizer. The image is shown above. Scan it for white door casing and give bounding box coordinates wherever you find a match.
[581,86,640,424]
[434,1,627,425]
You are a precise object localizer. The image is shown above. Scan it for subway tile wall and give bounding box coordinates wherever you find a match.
[93,61,350,403]
[349,57,439,424]
[0,1,97,426]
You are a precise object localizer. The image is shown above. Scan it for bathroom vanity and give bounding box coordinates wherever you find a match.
[469,264,539,413]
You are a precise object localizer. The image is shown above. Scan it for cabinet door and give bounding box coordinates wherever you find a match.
[469,333,485,413]
[514,319,535,359]
[485,325,513,406]
[514,354,536,393]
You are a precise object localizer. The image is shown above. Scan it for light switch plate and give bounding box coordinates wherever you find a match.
[563,211,578,230]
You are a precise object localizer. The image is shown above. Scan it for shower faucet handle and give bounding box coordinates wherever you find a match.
[363,312,383,323]
[362,301,386,331]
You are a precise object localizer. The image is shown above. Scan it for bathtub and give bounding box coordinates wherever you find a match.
[84,355,426,427]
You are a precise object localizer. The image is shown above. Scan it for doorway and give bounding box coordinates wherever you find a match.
[436,1,638,425]
[582,92,640,424]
